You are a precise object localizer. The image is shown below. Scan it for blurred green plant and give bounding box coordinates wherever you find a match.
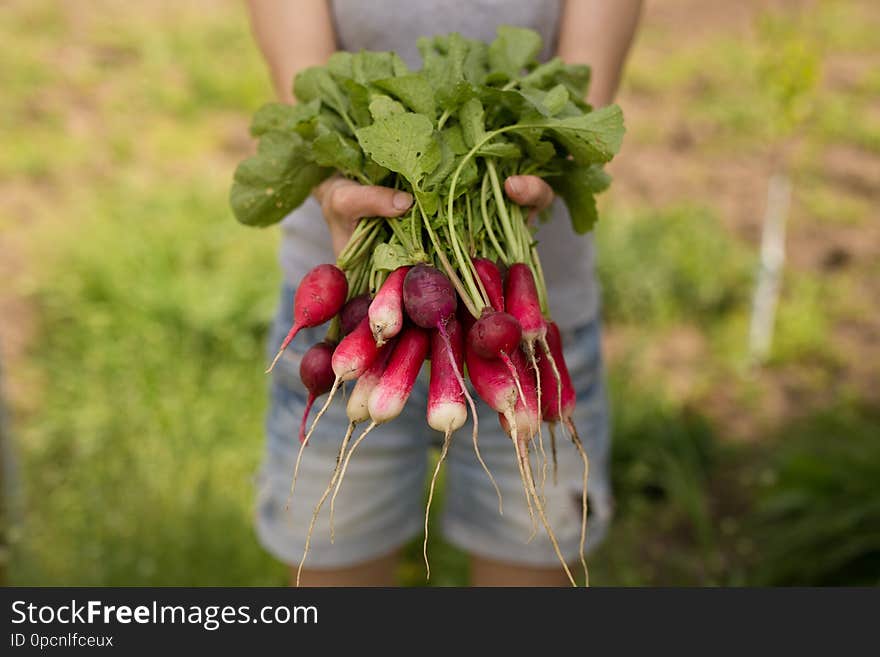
[754,10,822,142]
[11,179,285,585]
[751,403,880,586]
[609,375,716,546]
[595,205,754,327]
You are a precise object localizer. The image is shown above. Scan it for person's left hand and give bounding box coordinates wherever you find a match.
[504,175,555,224]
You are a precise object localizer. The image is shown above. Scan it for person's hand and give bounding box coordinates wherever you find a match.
[314,176,414,257]
[504,175,555,223]
[314,174,550,257]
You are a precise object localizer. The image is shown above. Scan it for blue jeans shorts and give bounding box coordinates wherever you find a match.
[254,283,613,569]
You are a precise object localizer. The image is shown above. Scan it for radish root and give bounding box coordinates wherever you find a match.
[526,344,547,501]
[328,422,357,541]
[329,420,377,543]
[566,418,590,587]
[518,437,576,587]
[536,419,547,503]
[266,326,298,374]
[506,410,536,538]
[548,422,559,485]
[295,422,356,586]
[423,429,453,580]
[303,377,342,444]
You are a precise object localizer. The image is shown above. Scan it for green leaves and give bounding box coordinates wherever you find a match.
[548,163,612,234]
[231,24,625,245]
[250,100,320,136]
[459,98,485,148]
[372,242,417,272]
[488,25,542,80]
[230,131,330,227]
[355,112,437,187]
[312,132,362,177]
[373,74,436,118]
[539,104,626,164]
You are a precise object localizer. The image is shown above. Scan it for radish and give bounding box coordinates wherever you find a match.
[403,264,496,507]
[472,257,505,311]
[296,340,397,585]
[466,340,576,587]
[465,342,536,527]
[297,341,336,444]
[505,263,553,498]
[339,293,372,336]
[366,326,429,422]
[266,264,348,373]
[538,320,591,584]
[323,325,431,576]
[423,318,472,580]
[368,266,411,346]
[505,263,546,347]
[469,311,521,360]
[300,315,382,445]
[402,264,457,330]
[468,309,531,424]
[287,316,381,508]
[331,328,427,489]
[426,319,467,437]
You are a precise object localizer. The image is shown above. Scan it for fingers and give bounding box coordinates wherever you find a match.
[504,175,554,212]
[323,178,413,222]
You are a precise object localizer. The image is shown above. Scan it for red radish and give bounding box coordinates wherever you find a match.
[469,311,521,360]
[466,339,576,587]
[346,339,396,426]
[472,257,505,311]
[469,310,529,418]
[402,264,457,330]
[287,316,382,509]
[296,340,397,584]
[368,266,411,346]
[340,293,372,336]
[507,347,540,437]
[303,316,382,441]
[366,326,429,422]
[538,321,575,424]
[423,318,472,580]
[505,263,552,494]
[505,264,546,346]
[297,341,336,443]
[266,264,348,373]
[465,341,522,427]
[427,319,467,436]
[457,302,477,337]
[538,320,591,584]
[404,265,493,508]
[323,325,431,572]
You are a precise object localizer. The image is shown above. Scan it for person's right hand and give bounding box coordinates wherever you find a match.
[314,176,414,257]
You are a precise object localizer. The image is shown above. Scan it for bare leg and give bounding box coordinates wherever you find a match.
[469,554,573,587]
[292,549,400,587]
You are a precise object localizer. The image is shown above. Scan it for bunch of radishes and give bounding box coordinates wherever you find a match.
[231,27,627,586]
[271,257,590,587]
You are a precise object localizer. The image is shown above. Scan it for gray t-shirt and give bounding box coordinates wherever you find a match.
[279,0,599,330]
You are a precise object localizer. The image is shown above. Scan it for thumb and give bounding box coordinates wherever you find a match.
[329,183,414,222]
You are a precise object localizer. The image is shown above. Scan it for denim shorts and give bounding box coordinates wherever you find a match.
[254,283,613,569]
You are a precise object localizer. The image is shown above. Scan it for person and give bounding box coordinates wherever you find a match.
[246,0,642,586]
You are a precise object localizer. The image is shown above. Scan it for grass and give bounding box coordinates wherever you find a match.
[4,0,879,586]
